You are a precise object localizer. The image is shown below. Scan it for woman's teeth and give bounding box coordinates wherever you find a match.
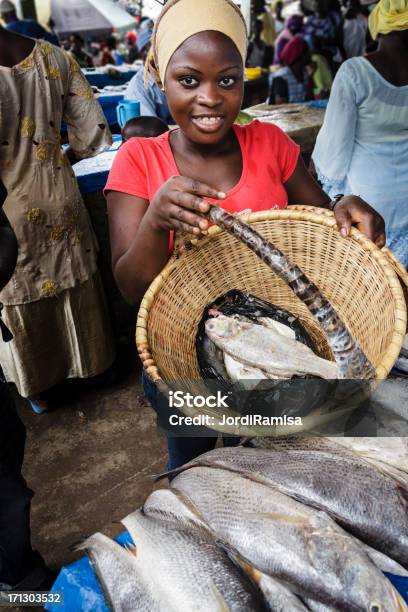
[194,116,222,124]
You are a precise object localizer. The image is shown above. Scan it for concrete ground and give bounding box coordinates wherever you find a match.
[15,345,167,574]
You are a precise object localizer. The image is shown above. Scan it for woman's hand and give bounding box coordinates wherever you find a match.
[285,159,386,247]
[333,196,386,248]
[146,176,226,236]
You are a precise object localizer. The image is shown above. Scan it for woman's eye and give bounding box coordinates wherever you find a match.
[179,76,198,87]
[219,77,236,87]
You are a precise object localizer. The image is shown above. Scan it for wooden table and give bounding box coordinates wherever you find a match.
[244,103,326,155]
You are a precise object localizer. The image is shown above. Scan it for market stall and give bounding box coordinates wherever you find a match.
[83,67,137,89]
[50,0,135,37]
[244,101,327,155]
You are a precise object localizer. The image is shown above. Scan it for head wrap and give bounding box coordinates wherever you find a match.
[146,0,247,88]
[0,0,15,15]
[286,14,304,33]
[137,28,153,52]
[280,34,307,65]
[368,0,408,39]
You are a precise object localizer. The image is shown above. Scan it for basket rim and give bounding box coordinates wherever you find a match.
[136,207,407,382]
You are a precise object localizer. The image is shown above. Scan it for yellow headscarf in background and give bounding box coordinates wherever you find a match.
[368,0,408,39]
[146,0,248,88]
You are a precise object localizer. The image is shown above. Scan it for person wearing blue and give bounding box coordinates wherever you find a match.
[0,0,59,46]
[124,28,173,124]
[312,0,408,267]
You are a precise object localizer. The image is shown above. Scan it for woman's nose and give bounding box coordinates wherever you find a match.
[197,83,222,107]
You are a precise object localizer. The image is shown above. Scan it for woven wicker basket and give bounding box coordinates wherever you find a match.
[136,208,407,386]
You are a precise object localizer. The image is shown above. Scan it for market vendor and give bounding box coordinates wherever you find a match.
[312,0,408,267]
[124,28,173,124]
[105,0,385,471]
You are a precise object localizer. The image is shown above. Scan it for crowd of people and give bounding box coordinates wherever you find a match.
[0,0,407,599]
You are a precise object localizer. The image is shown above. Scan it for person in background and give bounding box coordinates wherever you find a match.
[312,0,408,266]
[124,28,173,124]
[0,0,59,45]
[269,34,312,103]
[0,27,115,412]
[273,14,304,64]
[302,0,346,68]
[126,30,138,64]
[122,115,169,142]
[273,0,285,33]
[106,0,384,470]
[67,33,94,68]
[310,50,333,97]
[343,0,368,57]
[246,17,273,68]
[101,35,123,66]
[0,179,54,592]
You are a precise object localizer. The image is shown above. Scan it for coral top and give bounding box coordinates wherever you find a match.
[105,120,300,215]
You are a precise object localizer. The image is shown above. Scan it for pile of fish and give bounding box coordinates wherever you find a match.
[82,436,408,611]
[197,291,339,384]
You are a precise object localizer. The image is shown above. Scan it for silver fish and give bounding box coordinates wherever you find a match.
[78,532,161,612]
[205,314,339,380]
[326,436,408,475]
[123,490,265,612]
[170,467,405,610]
[171,444,408,567]
[208,206,376,379]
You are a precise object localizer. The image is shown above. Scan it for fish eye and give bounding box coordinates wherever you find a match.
[370,605,382,612]
[179,76,198,87]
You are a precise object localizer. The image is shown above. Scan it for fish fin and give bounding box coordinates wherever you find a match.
[387,589,408,612]
[155,459,215,482]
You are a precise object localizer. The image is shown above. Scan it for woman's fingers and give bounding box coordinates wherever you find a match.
[168,203,208,233]
[180,176,226,201]
[334,204,352,237]
[334,197,386,246]
[168,189,210,215]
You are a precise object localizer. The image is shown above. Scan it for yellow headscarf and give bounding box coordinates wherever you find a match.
[368,0,408,39]
[146,0,248,89]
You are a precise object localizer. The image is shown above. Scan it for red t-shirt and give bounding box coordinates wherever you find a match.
[105,120,300,214]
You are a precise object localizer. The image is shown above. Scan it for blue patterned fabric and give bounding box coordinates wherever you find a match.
[269,66,308,103]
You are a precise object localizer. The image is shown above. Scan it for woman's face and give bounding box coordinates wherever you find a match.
[164,31,244,145]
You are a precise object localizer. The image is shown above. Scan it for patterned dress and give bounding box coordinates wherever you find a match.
[0,40,115,397]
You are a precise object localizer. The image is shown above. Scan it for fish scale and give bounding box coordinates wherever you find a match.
[208,206,376,379]
[170,466,405,611]
[122,494,264,612]
[173,445,408,568]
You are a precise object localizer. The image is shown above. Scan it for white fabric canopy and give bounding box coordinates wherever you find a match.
[50,0,135,35]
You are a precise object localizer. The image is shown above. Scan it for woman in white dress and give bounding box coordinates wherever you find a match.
[312,0,408,267]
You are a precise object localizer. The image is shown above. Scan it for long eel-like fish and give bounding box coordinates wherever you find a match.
[208,206,376,380]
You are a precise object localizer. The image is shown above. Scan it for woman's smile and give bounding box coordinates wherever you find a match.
[191,114,225,133]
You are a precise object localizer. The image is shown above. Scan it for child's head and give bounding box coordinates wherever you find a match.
[122,116,169,141]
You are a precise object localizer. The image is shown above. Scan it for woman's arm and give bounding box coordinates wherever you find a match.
[107,177,226,305]
[107,192,169,305]
[285,157,385,247]
[311,62,358,197]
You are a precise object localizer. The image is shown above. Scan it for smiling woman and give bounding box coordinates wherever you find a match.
[104,0,386,471]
